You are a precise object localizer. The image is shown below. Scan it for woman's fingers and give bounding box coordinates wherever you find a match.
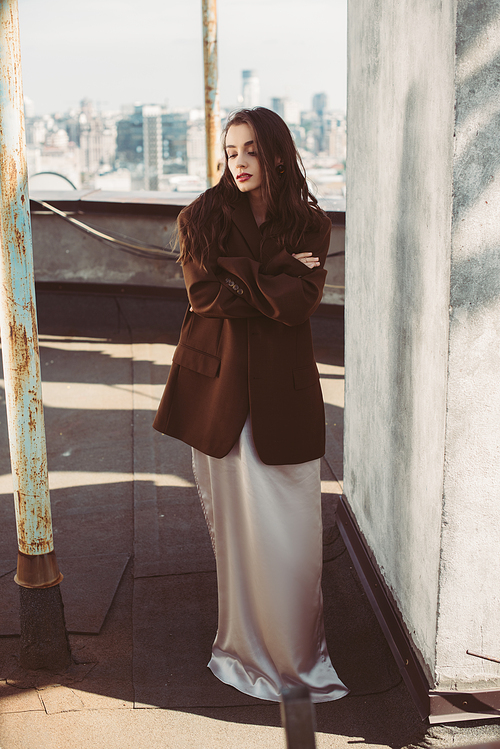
[292,252,320,268]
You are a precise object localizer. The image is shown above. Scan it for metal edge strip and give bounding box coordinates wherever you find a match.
[336,496,430,720]
[337,496,500,725]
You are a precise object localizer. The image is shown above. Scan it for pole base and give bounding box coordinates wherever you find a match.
[15,550,63,589]
[19,584,72,671]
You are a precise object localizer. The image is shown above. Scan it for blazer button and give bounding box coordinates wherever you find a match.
[237,289,243,295]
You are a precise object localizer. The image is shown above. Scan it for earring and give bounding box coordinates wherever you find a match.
[276,163,285,176]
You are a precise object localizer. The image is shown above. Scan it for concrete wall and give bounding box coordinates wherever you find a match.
[435,0,500,689]
[29,193,345,305]
[345,0,500,690]
[31,209,185,289]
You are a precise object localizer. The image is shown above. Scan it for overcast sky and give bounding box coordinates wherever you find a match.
[18,0,346,116]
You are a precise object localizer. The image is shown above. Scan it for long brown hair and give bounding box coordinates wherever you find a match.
[178,107,325,267]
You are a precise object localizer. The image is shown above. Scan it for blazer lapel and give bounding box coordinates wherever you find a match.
[230,195,261,261]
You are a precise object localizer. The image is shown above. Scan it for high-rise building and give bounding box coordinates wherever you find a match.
[79,114,104,176]
[116,105,144,164]
[142,105,163,190]
[162,111,189,166]
[310,93,332,153]
[312,93,328,116]
[187,119,206,178]
[271,97,301,126]
[24,96,35,119]
[327,115,347,163]
[242,70,260,108]
[25,119,46,146]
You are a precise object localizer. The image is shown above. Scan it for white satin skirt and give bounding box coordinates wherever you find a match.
[192,417,349,703]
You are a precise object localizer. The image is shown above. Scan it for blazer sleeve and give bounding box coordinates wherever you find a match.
[184,258,263,319]
[179,211,263,320]
[216,218,331,327]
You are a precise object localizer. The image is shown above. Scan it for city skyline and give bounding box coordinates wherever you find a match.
[18,0,347,116]
[25,88,346,201]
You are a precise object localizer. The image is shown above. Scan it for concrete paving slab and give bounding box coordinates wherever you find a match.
[131,342,216,579]
[319,363,345,485]
[61,553,130,633]
[0,692,426,749]
[0,708,288,749]
[0,561,16,577]
[131,506,400,710]
[49,481,133,561]
[37,685,85,714]
[133,572,260,708]
[2,656,97,689]
[1,554,129,636]
[2,306,494,748]
[135,473,216,578]
[63,563,134,694]
[70,682,134,710]
[0,683,44,714]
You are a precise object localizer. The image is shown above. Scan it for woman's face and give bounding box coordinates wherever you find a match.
[225,123,263,195]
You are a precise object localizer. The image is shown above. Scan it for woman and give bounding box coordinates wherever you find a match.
[154,107,348,703]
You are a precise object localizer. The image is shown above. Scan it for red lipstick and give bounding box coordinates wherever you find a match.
[237,173,251,182]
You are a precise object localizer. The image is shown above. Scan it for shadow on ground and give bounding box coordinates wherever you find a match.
[0,292,430,749]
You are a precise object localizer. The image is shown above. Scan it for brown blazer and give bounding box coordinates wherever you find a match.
[153,194,331,465]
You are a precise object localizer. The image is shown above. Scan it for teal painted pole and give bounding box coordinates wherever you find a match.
[202,0,221,187]
[0,0,62,590]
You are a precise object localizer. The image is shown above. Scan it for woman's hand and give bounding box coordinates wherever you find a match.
[291,252,321,269]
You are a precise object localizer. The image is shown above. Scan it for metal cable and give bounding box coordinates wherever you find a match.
[32,199,180,261]
[32,199,344,261]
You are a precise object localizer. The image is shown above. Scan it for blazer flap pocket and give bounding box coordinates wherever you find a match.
[293,363,319,390]
[173,344,221,378]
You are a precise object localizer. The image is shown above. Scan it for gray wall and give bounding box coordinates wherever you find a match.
[436,0,500,689]
[345,0,500,689]
[31,210,185,289]
[30,196,345,305]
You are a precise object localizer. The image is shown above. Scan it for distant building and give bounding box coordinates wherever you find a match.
[271,97,301,126]
[45,129,69,149]
[186,117,206,179]
[312,92,328,116]
[75,99,118,182]
[27,141,81,189]
[115,107,191,179]
[25,93,345,195]
[142,105,163,190]
[242,70,260,108]
[79,113,104,177]
[25,119,46,146]
[162,110,189,167]
[328,115,347,163]
[24,96,35,119]
[116,106,144,164]
[63,115,81,147]
[102,125,117,168]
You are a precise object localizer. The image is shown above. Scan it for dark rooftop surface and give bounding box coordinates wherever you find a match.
[1,290,497,748]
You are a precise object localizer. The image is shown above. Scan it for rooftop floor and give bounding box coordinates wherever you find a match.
[0,290,491,749]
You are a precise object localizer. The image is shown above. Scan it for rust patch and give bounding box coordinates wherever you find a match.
[16,489,53,554]
[28,403,36,431]
[16,489,26,514]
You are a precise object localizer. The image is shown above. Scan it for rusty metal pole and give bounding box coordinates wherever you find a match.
[0,0,70,670]
[202,0,221,187]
